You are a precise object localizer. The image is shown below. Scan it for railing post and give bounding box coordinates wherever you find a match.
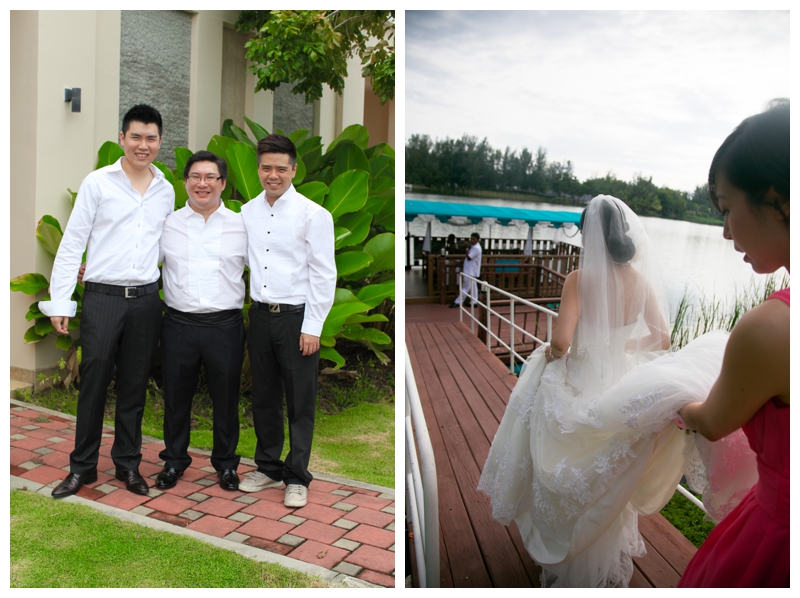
[509,297,515,373]
[457,272,463,323]
[485,284,491,352]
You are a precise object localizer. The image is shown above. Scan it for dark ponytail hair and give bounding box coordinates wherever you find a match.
[708,99,789,221]
[580,198,636,264]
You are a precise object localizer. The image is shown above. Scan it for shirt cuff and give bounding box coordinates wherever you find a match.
[38,300,78,318]
[301,317,323,337]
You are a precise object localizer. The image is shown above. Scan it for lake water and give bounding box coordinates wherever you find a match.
[406,193,788,319]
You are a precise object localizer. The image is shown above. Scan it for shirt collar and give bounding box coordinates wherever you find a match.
[112,157,165,181]
[262,184,297,208]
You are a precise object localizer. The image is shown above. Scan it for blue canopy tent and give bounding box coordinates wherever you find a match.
[405,199,583,228]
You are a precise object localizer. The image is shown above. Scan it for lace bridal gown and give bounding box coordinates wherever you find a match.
[477,196,755,587]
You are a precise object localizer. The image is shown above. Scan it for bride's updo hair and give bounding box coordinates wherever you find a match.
[580,198,636,264]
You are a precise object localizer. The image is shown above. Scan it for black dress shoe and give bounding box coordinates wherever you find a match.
[218,469,240,491]
[115,468,150,495]
[52,472,98,499]
[155,467,183,490]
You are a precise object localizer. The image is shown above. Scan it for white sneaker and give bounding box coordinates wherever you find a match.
[284,484,308,507]
[239,471,283,493]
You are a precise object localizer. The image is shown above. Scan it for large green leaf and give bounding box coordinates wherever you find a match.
[230,124,256,149]
[335,251,373,277]
[344,313,389,325]
[173,147,194,210]
[369,154,394,180]
[340,324,392,346]
[364,142,395,160]
[363,233,395,277]
[67,188,78,207]
[300,144,322,174]
[23,325,47,344]
[296,181,328,205]
[363,197,386,215]
[335,211,373,248]
[292,155,306,186]
[34,317,55,336]
[370,176,395,199]
[327,124,370,153]
[357,280,396,309]
[297,135,322,157]
[25,301,44,321]
[334,227,353,249]
[322,289,371,337]
[40,215,63,234]
[289,129,310,146]
[323,170,369,222]
[95,141,124,170]
[36,218,63,256]
[227,142,262,201]
[207,135,238,197]
[153,161,175,186]
[55,334,73,351]
[320,334,336,348]
[221,119,236,139]
[376,199,395,232]
[10,273,49,295]
[244,116,269,142]
[333,143,371,179]
[320,347,345,369]
[224,200,243,213]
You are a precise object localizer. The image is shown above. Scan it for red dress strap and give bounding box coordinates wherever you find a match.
[768,288,790,306]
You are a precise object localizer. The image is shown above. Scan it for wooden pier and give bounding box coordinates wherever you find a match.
[406,304,697,587]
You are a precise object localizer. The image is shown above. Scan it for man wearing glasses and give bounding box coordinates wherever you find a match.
[154,150,248,491]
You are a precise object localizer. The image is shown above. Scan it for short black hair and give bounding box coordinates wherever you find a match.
[121,104,163,137]
[709,99,789,217]
[256,133,297,166]
[183,150,227,181]
[470,233,480,241]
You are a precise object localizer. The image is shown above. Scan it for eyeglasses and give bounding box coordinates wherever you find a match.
[187,174,222,183]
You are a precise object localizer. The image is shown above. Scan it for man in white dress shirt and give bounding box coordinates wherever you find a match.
[155,151,248,492]
[238,134,336,508]
[40,105,174,498]
[450,232,483,308]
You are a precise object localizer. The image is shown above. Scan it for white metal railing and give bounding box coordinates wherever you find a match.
[456,272,559,373]
[405,345,440,587]
[454,273,708,517]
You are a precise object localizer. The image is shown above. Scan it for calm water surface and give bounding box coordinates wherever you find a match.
[406,193,787,318]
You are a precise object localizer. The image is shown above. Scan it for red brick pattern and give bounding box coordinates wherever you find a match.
[9,403,396,587]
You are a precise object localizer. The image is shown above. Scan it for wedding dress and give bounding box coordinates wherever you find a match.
[477,196,756,587]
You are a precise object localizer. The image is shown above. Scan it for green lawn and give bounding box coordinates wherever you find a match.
[10,490,332,588]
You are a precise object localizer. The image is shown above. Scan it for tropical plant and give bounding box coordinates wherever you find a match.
[235,10,395,105]
[10,120,395,380]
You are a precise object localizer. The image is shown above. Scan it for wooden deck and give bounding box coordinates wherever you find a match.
[406,314,697,588]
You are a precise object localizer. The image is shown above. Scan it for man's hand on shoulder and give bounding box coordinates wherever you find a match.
[299,333,320,356]
[51,316,69,335]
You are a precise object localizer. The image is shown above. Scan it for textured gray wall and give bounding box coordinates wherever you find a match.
[119,10,191,169]
[273,83,314,136]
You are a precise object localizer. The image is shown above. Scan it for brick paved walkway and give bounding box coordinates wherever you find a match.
[10,399,395,587]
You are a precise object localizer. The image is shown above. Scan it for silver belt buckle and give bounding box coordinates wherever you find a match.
[268,303,280,313]
[124,287,138,298]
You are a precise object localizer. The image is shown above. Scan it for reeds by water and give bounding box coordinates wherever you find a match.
[670,272,789,350]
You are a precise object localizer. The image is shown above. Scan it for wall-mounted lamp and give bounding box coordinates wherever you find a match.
[64,88,81,113]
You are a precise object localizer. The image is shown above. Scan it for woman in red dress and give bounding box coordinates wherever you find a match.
[677,100,789,587]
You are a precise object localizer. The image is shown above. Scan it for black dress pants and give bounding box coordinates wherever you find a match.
[159,313,245,472]
[70,289,162,475]
[248,304,318,487]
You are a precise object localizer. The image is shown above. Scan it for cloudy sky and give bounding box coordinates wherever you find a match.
[405,10,790,193]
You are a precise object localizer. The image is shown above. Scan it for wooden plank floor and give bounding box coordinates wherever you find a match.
[407,318,697,588]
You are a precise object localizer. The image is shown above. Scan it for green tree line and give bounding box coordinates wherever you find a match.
[406,133,722,224]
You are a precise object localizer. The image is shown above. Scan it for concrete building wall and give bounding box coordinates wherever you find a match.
[119,10,192,168]
[273,83,314,136]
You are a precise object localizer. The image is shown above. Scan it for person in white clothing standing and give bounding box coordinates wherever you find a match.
[40,104,174,498]
[237,134,336,508]
[450,232,483,308]
[155,151,248,492]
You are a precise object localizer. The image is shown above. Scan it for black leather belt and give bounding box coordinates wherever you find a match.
[251,301,304,314]
[85,281,159,298]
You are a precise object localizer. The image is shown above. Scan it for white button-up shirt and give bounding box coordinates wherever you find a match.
[39,158,174,317]
[160,204,247,312]
[241,185,336,337]
[464,242,482,277]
